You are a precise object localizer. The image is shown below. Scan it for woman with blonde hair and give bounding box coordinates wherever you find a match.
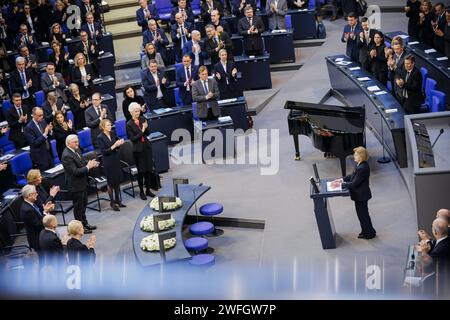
[71,52,94,97]
[331,147,376,239]
[97,119,125,211]
[66,220,96,266]
[26,169,60,213]
[141,43,165,70]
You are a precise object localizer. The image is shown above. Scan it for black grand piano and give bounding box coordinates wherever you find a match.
[285,101,366,176]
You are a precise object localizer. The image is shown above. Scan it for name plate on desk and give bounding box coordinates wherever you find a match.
[436,57,448,61]
[218,116,232,123]
[424,48,437,54]
[45,164,64,174]
[271,29,287,33]
[218,98,238,104]
[153,108,173,115]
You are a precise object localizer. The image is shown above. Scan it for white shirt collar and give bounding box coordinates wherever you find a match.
[435,235,448,246]
[45,227,57,234]
[68,146,78,153]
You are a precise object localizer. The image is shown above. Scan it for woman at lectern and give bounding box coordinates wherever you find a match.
[331,146,376,240]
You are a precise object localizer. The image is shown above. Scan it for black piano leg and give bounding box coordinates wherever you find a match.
[339,157,347,177]
[293,135,301,160]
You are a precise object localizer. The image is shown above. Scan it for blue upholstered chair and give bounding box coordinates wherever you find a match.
[78,129,94,153]
[421,77,437,112]
[2,99,12,118]
[50,139,60,165]
[35,90,45,106]
[285,15,292,29]
[420,67,428,93]
[430,90,446,113]
[10,152,33,186]
[115,119,127,139]
[199,202,224,236]
[0,129,15,154]
[66,110,74,125]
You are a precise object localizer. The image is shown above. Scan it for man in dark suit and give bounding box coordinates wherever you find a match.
[61,134,99,233]
[75,30,99,77]
[20,184,53,252]
[19,45,39,75]
[176,54,199,106]
[387,37,406,99]
[79,0,101,25]
[136,0,159,32]
[170,0,195,25]
[24,107,54,171]
[40,63,67,102]
[205,24,233,65]
[182,30,208,67]
[444,10,450,59]
[9,56,37,107]
[266,0,288,31]
[81,12,103,47]
[214,49,241,99]
[201,0,224,24]
[405,0,421,38]
[332,147,376,239]
[171,13,193,62]
[357,17,377,71]
[421,218,450,268]
[237,6,265,56]
[85,92,114,148]
[39,214,68,268]
[192,65,221,120]
[395,55,424,114]
[141,60,169,110]
[210,10,231,35]
[341,12,362,62]
[14,24,38,53]
[232,0,257,19]
[42,91,66,124]
[432,2,446,54]
[5,93,30,149]
[143,19,170,62]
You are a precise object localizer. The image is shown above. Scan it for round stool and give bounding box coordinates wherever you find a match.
[189,221,214,236]
[189,254,215,266]
[199,203,224,237]
[184,237,209,253]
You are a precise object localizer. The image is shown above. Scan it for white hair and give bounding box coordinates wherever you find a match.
[65,134,79,147]
[192,30,200,37]
[128,102,142,113]
[43,215,57,228]
[21,184,36,198]
[433,218,448,236]
[15,56,26,65]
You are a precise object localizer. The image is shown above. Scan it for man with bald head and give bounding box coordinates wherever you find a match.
[420,218,450,264]
[171,13,192,62]
[24,107,54,170]
[183,30,207,67]
[418,209,450,245]
[39,215,69,268]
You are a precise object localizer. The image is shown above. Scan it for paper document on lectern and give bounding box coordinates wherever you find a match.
[326,181,342,192]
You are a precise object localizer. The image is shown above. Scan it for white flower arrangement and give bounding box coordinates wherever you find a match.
[140,214,176,232]
[149,197,183,211]
[140,234,176,252]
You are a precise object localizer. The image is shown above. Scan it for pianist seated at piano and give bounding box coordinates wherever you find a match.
[394,54,424,115]
[331,147,377,240]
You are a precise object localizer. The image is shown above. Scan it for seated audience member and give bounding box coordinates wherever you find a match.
[40,63,68,102]
[76,30,99,76]
[15,24,38,53]
[42,90,67,124]
[237,5,265,56]
[50,23,67,47]
[395,54,424,114]
[53,110,77,160]
[214,49,240,99]
[176,54,199,106]
[6,93,30,149]
[369,31,388,86]
[170,0,195,25]
[141,59,169,110]
[10,56,37,107]
[79,0,101,25]
[20,184,54,252]
[205,24,233,65]
[141,43,165,70]
[432,2,446,54]
[85,92,114,148]
[26,169,60,213]
[201,0,224,24]
[341,12,362,62]
[81,12,103,47]
[143,19,170,63]
[357,17,376,71]
[68,83,90,130]
[266,0,288,31]
[183,30,208,67]
[405,0,421,38]
[171,13,193,62]
[24,107,54,171]
[420,218,450,268]
[136,0,159,32]
[97,119,126,211]
[387,37,406,99]
[49,40,70,84]
[72,52,95,98]
[39,214,69,268]
[418,0,435,47]
[122,85,146,122]
[192,65,220,120]
[445,9,450,58]
[232,0,256,19]
[210,9,231,35]
[66,220,96,266]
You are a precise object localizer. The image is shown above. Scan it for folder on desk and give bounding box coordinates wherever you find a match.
[326,181,342,192]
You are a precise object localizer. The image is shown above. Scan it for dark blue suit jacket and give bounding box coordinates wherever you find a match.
[342,161,372,202]
[142,28,170,58]
[136,5,159,32]
[182,40,208,67]
[141,69,169,107]
[170,7,195,25]
[170,22,193,54]
[81,22,103,44]
[341,23,363,62]
[24,120,54,168]
[175,64,199,104]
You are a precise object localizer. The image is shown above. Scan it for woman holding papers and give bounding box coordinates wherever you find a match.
[331,147,376,240]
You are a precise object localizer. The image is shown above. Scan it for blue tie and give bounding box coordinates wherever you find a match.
[203,81,211,109]
[32,203,43,217]
[20,72,30,99]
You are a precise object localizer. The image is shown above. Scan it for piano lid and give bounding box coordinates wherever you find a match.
[284,100,365,134]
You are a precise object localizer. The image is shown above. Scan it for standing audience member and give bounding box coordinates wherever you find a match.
[214,49,240,99]
[122,86,147,122]
[357,17,376,71]
[39,215,69,268]
[68,83,90,131]
[341,12,362,62]
[444,9,450,58]
[205,24,233,65]
[238,6,265,56]
[5,93,30,149]
[97,119,126,211]
[192,65,221,120]
[10,56,37,107]
[42,91,65,123]
[40,63,68,102]
[266,0,288,31]
[210,10,231,35]
[176,54,199,106]
[61,134,99,233]
[49,40,70,84]
[85,92,115,149]
[420,218,450,268]
[136,0,159,32]
[126,103,161,200]
[201,0,224,24]
[26,169,59,217]
[170,0,195,25]
[143,19,169,63]
[141,60,169,110]
[183,30,208,67]
[369,31,388,86]
[53,110,76,160]
[405,0,421,38]
[432,2,446,54]
[72,52,95,98]
[141,43,165,70]
[171,13,193,62]
[387,37,406,100]
[395,54,424,114]
[232,0,256,19]
[418,0,435,47]
[66,220,96,266]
